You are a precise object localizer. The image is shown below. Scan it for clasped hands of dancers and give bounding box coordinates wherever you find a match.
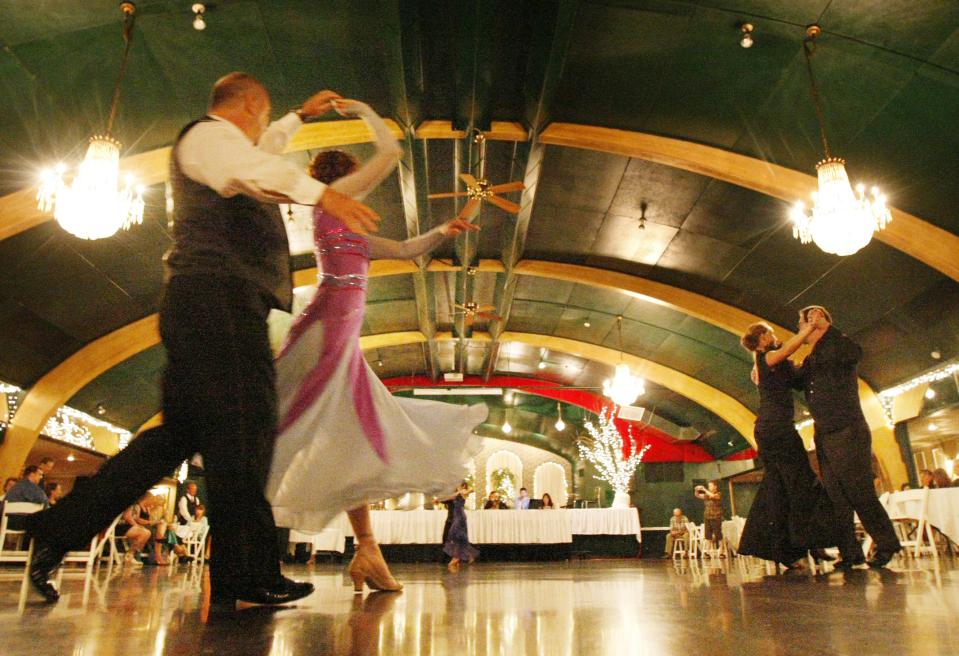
[22,72,484,606]
[738,306,901,570]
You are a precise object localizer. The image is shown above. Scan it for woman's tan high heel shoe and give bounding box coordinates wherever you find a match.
[348,543,403,593]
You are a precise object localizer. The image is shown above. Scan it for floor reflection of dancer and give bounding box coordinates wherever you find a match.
[442,482,479,572]
[266,99,486,593]
[738,322,837,568]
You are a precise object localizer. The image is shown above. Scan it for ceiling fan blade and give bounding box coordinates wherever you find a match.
[459,173,478,188]
[428,191,470,199]
[477,313,504,322]
[487,194,521,214]
[477,305,496,312]
[457,197,481,220]
[488,180,525,194]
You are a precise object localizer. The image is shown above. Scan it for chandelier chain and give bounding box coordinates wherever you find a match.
[106,5,137,136]
[802,35,832,160]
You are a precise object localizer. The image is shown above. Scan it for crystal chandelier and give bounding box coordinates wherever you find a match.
[36,2,145,240]
[602,316,645,407]
[789,25,891,256]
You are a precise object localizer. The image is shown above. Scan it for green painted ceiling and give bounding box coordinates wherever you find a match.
[1,1,957,450]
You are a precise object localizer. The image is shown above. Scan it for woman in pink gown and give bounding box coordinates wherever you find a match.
[266,100,486,593]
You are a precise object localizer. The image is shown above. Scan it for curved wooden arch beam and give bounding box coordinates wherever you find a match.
[0,315,160,482]
[539,123,959,283]
[515,259,906,486]
[497,331,757,447]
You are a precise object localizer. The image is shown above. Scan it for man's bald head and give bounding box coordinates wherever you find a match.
[210,72,268,110]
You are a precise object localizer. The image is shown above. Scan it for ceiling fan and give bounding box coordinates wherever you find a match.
[450,301,503,328]
[428,173,525,221]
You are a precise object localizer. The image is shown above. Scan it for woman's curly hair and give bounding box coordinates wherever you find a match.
[308,150,358,184]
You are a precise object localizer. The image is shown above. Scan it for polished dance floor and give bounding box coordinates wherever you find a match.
[2,556,958,656]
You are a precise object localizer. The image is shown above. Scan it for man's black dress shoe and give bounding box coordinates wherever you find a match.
[867,548,901,569]
[211,577,315,606]
[28,537,66,602]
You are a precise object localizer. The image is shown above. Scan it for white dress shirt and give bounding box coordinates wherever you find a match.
[176,113,327,204]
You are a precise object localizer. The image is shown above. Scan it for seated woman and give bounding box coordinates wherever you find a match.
[541,493,555,509]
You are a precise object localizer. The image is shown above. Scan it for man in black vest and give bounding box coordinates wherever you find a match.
[178,481,200,524]
[797,305,901,569]
[25,72,380,604]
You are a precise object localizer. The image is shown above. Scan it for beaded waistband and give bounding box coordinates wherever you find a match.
[320,272,368,289]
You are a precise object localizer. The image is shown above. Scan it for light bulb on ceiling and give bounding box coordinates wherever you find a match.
[739,22,754,48]
[928,423,938,432]
[502,419,512,434]
[66,454,76,462]
[538,360,547,370]
[583,320,591,328]
[192,4,206,30]
[925,388,936,400]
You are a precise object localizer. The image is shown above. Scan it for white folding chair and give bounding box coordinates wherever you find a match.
[671,532,689,559]
[182,523,210,569]
[0,502,44,610]
[686,522,703,559]
[95,514,128,569]
[889,488,939,562]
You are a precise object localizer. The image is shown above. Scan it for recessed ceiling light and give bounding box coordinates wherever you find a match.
[925,388,936,400]
[928,423,938,432]
[931,350,942,360]
[192,3,206,30]
[67,454,76,462]
[739,22,754,48]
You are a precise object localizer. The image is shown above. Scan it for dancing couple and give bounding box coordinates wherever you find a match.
[738,306,900,570]
[24,72,483,606]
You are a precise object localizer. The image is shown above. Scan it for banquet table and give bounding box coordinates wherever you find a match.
[315,508,641,545]
[883,488,959,546]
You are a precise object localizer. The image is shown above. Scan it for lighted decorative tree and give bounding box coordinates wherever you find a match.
[489,467,517,504]
[578,406,651,508]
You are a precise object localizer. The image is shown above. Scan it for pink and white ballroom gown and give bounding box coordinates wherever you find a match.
[266,104,485,532]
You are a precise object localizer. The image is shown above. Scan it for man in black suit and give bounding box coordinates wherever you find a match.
[25,72,380,605]
[797,305,900,569]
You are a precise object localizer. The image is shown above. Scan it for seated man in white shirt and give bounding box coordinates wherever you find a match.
[663,508,690,558]
[177,481,201,525]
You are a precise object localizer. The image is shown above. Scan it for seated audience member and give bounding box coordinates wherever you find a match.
[177,481,201,524]
[483,491,509,510]
[663,508,690,558]
[6,466,48,507]
[1,477,17,501]
[44,482,64,506]
[931,468,952,489]
[122,499,153,567]
[3,466,48,531]
[919,469,934,489]
[515,487,531,510]
[37,457,55,482]
[541,493,555,509]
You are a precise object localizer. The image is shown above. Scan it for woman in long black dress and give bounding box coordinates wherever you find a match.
[443,482,479,572]
[738,322,837,568]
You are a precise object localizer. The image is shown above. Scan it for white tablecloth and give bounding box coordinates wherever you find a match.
[288,528,347,553]
[885,488,959,545]
[567,508,642,542]
[318,508,641,545]
[722,516,747,551]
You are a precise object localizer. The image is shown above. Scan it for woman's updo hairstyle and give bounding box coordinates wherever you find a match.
[308,150,359,184]
[740,322,772,353]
